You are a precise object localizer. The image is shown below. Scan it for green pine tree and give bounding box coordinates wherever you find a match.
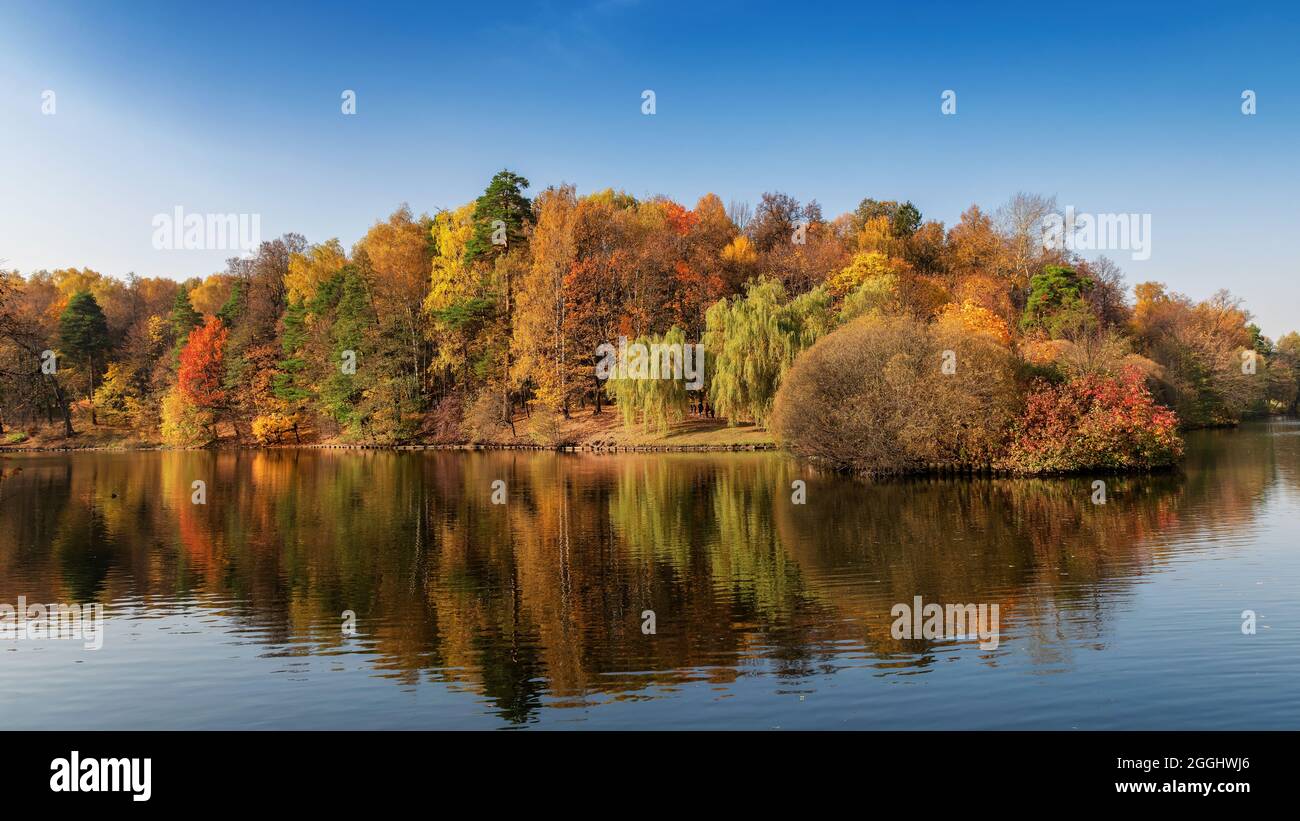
[59,291,111,425]
[463,170,533,265]
[170,283,202,344]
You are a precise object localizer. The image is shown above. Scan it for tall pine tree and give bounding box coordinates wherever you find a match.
[59,291,110,425]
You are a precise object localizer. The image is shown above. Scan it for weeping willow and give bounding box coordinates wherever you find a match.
[702,277,836,427]
[604,326,691,434]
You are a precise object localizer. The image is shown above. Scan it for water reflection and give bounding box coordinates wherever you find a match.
[0,420,1293,727]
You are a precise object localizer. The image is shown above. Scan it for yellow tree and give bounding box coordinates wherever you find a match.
[189,273,236,316]
[360,206,431,314]
[425,203,484,386]
[514,185,580,415]
[945,205,1009,292]
[285,238,346,305]
[720,235,758,293]
[355,205,434,410]
[827,251,903,298]
[426,204,477,313]
[934,299,1013,346]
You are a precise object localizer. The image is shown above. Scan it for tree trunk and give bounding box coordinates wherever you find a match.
[503,262,515,438]
[46,375,74,437]
[88,354,97,426]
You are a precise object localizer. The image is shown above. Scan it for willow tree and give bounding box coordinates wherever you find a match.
[703,278,833,427]
[605,327,690,435]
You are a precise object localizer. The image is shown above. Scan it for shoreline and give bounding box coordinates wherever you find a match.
[0,440,780,454]
[0,439,1182,479]
[0,410,780,454]
[4,419,1284,472]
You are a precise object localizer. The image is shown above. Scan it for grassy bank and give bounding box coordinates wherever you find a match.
[0,407,776,452]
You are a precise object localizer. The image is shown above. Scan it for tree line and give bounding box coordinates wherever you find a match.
[1,172,1296,462]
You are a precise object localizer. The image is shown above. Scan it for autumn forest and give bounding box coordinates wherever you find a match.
[2,171,1296,475]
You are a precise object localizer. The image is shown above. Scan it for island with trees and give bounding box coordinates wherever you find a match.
[2,172,1296,476]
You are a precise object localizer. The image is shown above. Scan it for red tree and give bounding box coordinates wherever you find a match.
[178,316,229,408]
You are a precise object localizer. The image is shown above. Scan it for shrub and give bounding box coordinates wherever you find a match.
[1000,365,1183,474]
[428,393,465,441]
[461,388,506,443]
[528,409,562,446]
[771,314,1019,474]
[251,412,299,445]
[935,299,1012,346]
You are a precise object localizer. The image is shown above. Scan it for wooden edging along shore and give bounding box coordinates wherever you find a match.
[1,441,780,454]
[304,442,780,453]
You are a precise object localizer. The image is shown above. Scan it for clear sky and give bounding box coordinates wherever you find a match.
[2,0,1297,336]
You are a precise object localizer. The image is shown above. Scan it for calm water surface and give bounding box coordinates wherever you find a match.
[2,420,1298,729]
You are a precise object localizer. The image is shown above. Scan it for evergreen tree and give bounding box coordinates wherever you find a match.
[464,170,533,265]
[1020,265,1095,336]
[217,281,244,327]
[317,266,374,435]
[59,291,110,425]
[170,283,202,343]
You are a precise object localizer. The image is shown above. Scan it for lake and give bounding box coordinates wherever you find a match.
[2,420,1298,729]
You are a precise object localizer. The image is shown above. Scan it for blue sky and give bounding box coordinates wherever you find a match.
[2,0,1297,336]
